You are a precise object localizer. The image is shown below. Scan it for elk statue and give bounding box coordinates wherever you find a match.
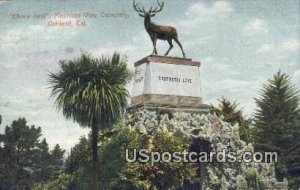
[133,0,186,58]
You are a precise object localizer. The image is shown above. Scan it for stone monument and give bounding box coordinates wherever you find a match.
[128,55,208,113]
[129,0,208,113]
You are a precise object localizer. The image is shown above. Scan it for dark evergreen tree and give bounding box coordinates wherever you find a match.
[210,97,253,143]
[33,138,51,183]
[0,117,65,189]
[65,136,91,174]
[0,118,42,189]
[253,71,299,188]
[49,144,65,178]
[65,136,92,189]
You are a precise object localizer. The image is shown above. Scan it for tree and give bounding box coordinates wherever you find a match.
[253,71,299,187]
[210,97,253,143]
[49,53,133,189]
[65,136,93,189]
[65,136,91,175]
[0,117,65,189]
[0,118,42,189]
[33,138,51,182]
[50,144,65,178]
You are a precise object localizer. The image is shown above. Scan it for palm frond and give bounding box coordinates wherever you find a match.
[49,52,133,128]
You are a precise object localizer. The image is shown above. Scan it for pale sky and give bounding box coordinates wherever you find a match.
[0,0,299,152]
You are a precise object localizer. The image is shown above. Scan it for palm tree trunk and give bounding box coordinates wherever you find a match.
[91,121,99,190]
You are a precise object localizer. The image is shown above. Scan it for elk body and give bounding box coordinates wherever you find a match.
[133,0,186,58]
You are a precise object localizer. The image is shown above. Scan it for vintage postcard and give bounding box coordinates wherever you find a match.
[0,0,299,189]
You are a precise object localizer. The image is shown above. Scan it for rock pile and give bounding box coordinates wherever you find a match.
[127,109,288,190]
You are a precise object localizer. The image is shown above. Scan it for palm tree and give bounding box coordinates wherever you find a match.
[49,53,133,189]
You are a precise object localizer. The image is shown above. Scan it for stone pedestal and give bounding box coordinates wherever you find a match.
[128,55,208,113]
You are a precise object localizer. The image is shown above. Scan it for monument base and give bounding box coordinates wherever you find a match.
[128,55,209,114]
[127,103,209,114]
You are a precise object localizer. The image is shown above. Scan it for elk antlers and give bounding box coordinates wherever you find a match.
[133,0,164,14]
[133,0,145,13]
[149,0,164,13]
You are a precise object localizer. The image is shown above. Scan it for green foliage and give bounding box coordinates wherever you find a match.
[65,136,91,174]
[288,177,300,190]
[0,117,65,189]
[63,122,196,190]
[32,173,74,190]
[245,168,263,190]
[0,118,42,189]
[50,144,65,178]
[210,97,253,143]
[37,109,290,189]
[65,136,93,189]
[150,130,196,189]
[33,138,52,182]
[100,125,150,190]
[253,71,300,187]
[99,124,196,190]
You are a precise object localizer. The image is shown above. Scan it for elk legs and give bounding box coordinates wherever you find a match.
[164,38,186,58]
[174,37,185,58]
[165,38,173,56]
[150,35,186,58]
[151,35,158,55]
